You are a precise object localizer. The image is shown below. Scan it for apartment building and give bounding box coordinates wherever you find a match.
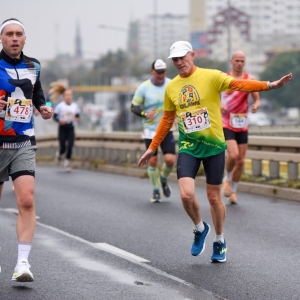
[190,0,300,76]
[129,14,190,66]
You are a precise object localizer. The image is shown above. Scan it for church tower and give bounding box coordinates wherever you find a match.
[75,21,83,59]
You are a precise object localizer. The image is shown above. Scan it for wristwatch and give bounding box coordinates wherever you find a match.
[267,81,273,89]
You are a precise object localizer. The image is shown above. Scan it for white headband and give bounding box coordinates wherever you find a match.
[0,20,25,34]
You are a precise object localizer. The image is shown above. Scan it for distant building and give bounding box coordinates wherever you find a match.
[129,14,190,66]
[190,0,300,76]
[40,22,94,86]
[207,6,251,62]
[46,22,93,73]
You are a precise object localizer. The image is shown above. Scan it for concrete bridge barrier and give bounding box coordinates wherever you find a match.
[36,131,300,181]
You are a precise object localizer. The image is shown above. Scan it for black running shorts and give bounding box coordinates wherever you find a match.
[223,128,248,144]
[177,151,225,185]
[144,131,176,157]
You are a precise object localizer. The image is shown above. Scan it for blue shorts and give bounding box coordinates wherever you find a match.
[177,151,225,185]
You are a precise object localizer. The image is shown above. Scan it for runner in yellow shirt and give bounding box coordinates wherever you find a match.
[138,40,292,263]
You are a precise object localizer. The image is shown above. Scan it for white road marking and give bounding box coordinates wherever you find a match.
[2,208,40,219]
[0,207,219,298]
[34,221,192,286]
[95,242,150,263]
[2,208,19,215]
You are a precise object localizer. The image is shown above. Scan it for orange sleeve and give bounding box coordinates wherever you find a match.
[229,79,269,92]
[149,111,177,152]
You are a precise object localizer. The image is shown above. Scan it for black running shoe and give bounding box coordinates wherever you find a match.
[160,176,171,198]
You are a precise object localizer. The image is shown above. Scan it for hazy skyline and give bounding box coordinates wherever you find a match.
[1,0,189,61]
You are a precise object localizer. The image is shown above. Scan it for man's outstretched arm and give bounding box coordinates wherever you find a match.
[229,73,292,92]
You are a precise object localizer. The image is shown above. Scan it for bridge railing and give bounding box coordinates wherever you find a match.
[36,131,300,181]
[249,124,300,137]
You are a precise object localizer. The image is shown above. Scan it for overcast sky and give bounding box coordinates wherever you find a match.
[1,0,189,61]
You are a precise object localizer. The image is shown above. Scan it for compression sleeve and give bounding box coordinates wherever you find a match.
[148,111,176,152]
[131,104,146,118]
[229,79,269,92]
[53,113,59,123]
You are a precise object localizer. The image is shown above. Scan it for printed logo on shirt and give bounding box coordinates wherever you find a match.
[178,85,200,109]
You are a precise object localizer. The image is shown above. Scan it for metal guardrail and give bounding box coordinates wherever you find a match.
[249,124,300,136]
[36,131,300,181]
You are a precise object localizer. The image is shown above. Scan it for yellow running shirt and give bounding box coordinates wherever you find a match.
[164,68,232,158]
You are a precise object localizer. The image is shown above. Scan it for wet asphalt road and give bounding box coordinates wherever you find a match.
[0,166,300,300]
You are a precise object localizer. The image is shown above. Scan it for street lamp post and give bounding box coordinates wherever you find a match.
[99,24,132,131]
[227,0,232,70]
[153,0,158,59]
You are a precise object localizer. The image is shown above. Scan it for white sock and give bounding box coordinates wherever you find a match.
[214,234,225,243]
[231,181,239,193]
[64,159,70,168]
[225,171,232,181]
[195,221,205,232]
[18,243,32,261]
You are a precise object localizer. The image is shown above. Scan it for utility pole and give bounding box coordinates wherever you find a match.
[227,0,232,70]
[98,24,132,131]
[55,23,59,57]
[126,24,132,131]
[153,0,158,59]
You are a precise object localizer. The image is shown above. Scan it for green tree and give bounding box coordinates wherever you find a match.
[93,50,128,85]
[92,49,148,85]
[260,51,300,108]
[42,49,228,90]
[40,57,65,87]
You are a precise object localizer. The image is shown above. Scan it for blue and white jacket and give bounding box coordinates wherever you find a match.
[0,49,46,149]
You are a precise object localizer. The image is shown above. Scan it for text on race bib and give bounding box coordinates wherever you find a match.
[5,97,33,123]
[230,113,248,128]
[180,107,211,133]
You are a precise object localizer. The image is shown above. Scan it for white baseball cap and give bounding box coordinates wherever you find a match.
[167,41,193,59]
[152,59,167,72]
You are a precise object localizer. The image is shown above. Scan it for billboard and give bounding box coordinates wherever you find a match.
[191,31,208,57]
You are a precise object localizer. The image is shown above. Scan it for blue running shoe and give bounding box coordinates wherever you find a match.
[191,222,210,256]
[150,190,161,203]
[211,240,227,263]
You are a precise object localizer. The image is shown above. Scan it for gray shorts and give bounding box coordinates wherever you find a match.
[0,145,37,183]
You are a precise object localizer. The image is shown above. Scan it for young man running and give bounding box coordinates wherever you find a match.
[0,18,53,281]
